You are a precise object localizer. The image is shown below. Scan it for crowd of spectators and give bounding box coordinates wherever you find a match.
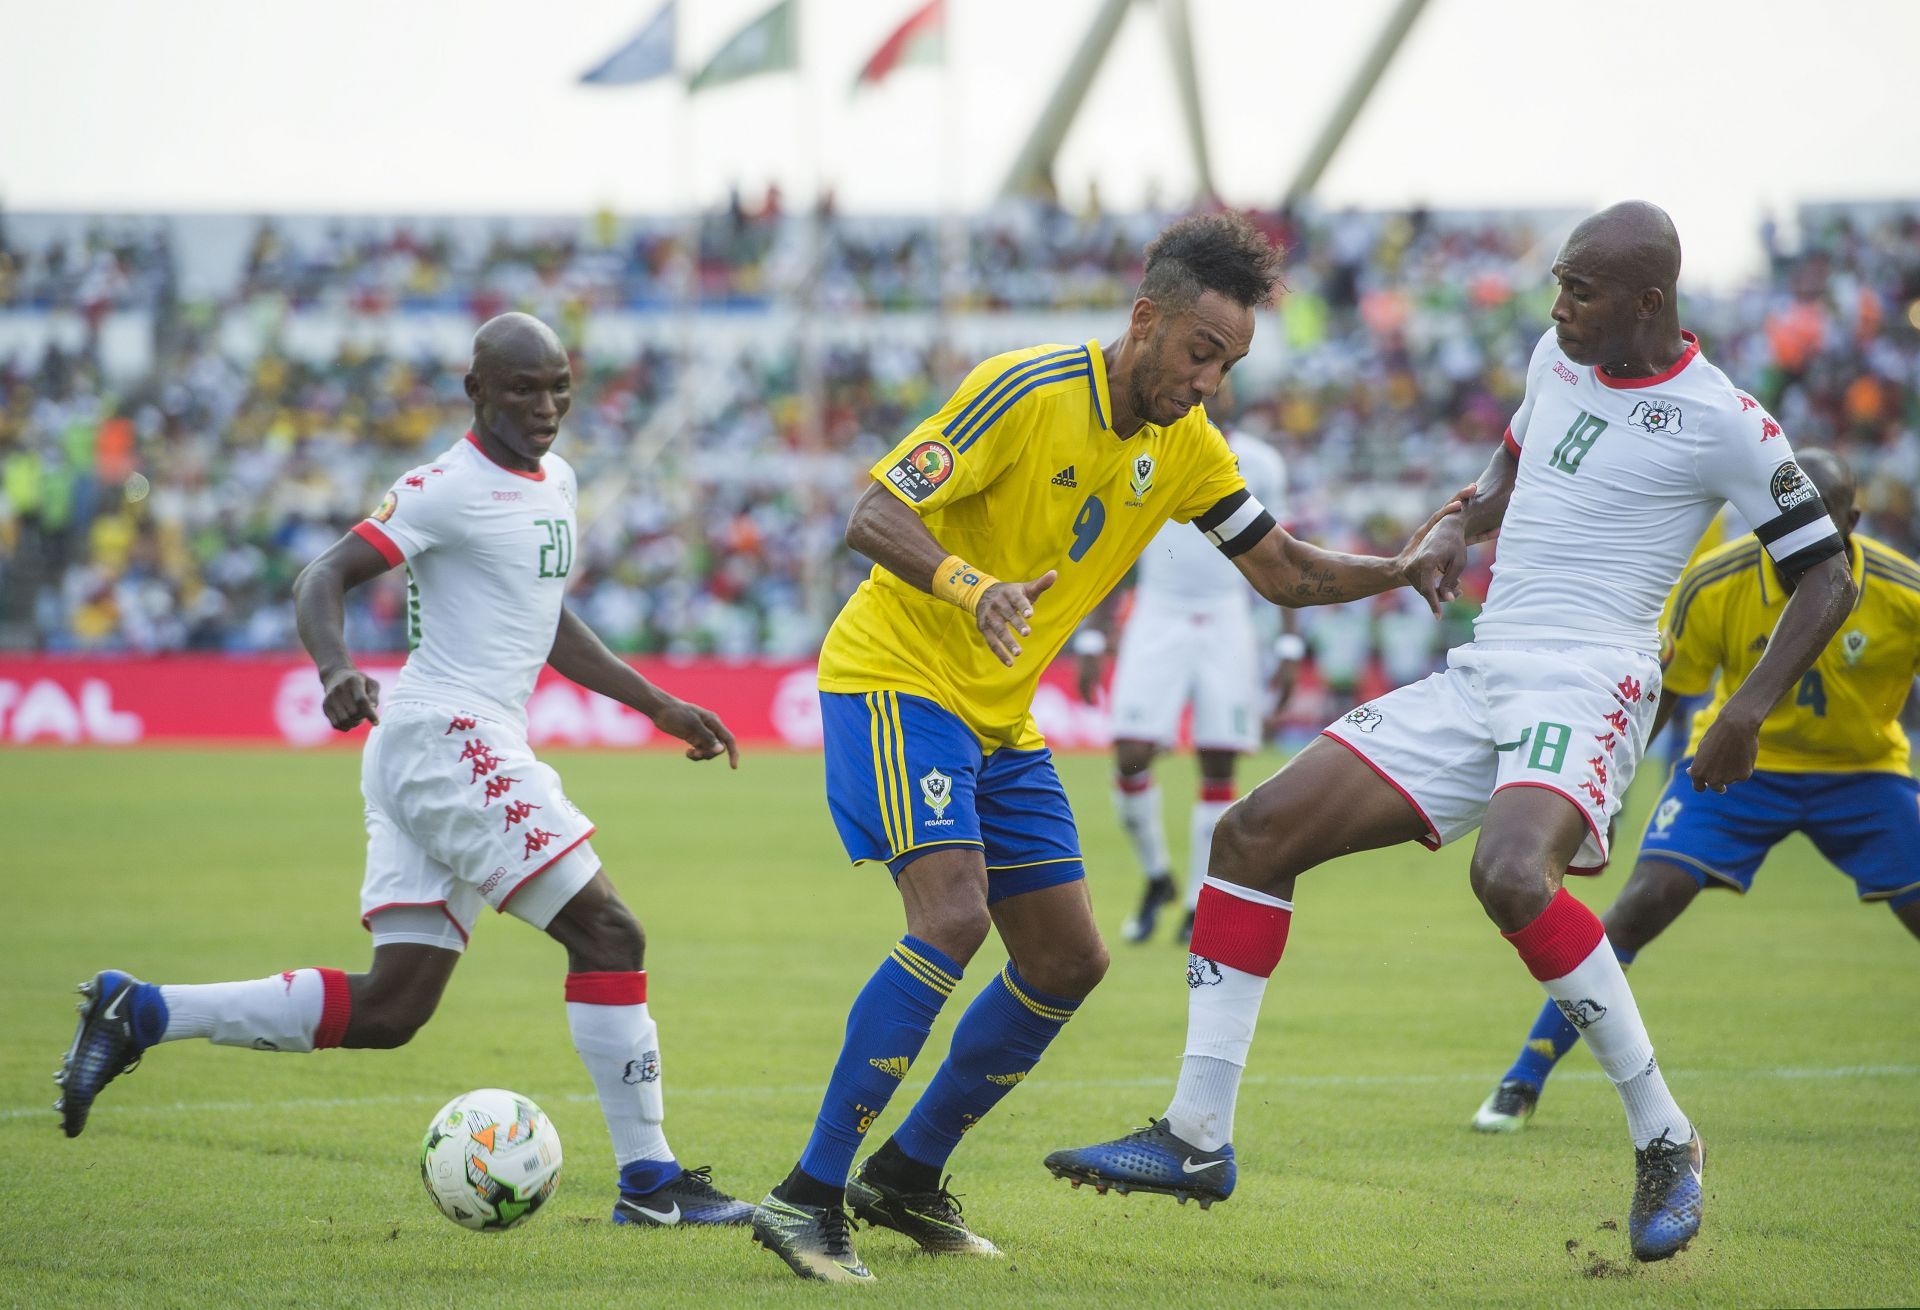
[3,200,1918,683]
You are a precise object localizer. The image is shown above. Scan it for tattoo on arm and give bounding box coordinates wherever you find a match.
[1287,565,1341,602]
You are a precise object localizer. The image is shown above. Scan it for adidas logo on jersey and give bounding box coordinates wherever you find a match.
[868,1056,911,1080]
[1051,465,1077,487]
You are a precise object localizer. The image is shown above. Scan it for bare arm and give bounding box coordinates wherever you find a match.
[1229,499,1465,614]
[846,481,1055,667]
[1688,550,1856,791]
[548,606,737,766]
[293,532,398,731]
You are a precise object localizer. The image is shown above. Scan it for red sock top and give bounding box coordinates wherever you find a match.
[1189,882,1292,978]
[565,970,647,1005]
[1502,888,1606,982]
[313,967,352,1049]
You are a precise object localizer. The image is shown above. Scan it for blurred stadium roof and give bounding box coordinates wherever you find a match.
[3,0,1914,285]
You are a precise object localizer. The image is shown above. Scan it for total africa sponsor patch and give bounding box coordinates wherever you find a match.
[1770,460,1817,511]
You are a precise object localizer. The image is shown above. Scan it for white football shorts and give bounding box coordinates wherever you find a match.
[1319,641,1661,871]
[359,700,599,949]
[1109,594,1262,752]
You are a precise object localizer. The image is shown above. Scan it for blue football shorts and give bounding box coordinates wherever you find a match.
[1637,760,1920,908]
[819,690,1085,903]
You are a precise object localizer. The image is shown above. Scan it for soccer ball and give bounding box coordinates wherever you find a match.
[419,1088,563,1230]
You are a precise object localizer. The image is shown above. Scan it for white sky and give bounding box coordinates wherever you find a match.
[3,0,1915,285]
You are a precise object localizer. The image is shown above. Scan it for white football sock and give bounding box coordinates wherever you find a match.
[566,972,673,1167]
[159,968,348,1052]
[1186,798,1233,910]
[1540,939,1691,1148]
[1113,775,1171,878]
[1164,880,1291,1151]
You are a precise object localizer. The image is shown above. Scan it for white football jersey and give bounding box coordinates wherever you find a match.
[353,433,579,731]
[1476,329,1841,653]
[1134,430,1288,605]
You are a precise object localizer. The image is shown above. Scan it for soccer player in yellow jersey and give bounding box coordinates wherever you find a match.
[1473,449,1920,1134]
[750,213,1462,1283]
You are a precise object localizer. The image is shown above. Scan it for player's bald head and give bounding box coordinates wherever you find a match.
[471,312,566,380]
[1561,201,1681,295]
[1797,447,1856,522]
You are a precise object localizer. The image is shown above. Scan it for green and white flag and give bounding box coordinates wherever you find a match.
[687,0,798,93]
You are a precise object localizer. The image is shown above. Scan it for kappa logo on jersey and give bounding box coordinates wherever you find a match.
[623,1051,661,1085]
[480,866,509,895]
[1842,629,1868,666]
[1187,955,1223,988]
[1627,399,1683,435]
[1051,465,1077,487]
[1554,997,1608,1029]
[1770,460,1817,511]
[372,492,397,523]
[1552,360,1579,385]
[1651,797,1682,835]
[919,767,954,823]
[1128,454,1156,501]
[1760,415,1783,442]
[1342,706,1384,734]
[886,440,955,503]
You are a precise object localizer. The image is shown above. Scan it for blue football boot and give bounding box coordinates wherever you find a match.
[1043,1118,1235,1208]
[611,1165,756,1226]
[1629,1130,1704,1261]
[57,970,153,1138]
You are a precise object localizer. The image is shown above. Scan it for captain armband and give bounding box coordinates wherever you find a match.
[1193,489,1277,559]
[932,554,1001,615]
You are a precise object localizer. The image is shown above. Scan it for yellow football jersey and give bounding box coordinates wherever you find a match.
[1661,533,1920,774]
[817,340,1247,750]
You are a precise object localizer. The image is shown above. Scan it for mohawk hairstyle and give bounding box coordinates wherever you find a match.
[1138,212,1285,312]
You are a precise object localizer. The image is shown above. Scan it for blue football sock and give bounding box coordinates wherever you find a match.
[618,1156,681,1197]
[892,962,1079,1171]
[795,937,960,1190]
[1504,942,1636,1089]
[128,983,169,1051]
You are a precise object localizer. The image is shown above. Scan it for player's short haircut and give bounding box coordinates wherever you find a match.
[1138,212,1285,314]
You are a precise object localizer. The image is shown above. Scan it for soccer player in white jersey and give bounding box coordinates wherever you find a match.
[56,313,759,1228]
[1081,425,1298,945]
[1046,202,1858,1262]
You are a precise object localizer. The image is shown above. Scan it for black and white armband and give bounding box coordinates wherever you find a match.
[1193,489,1277,559]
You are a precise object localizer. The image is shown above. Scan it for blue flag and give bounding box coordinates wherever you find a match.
[580,2,676,86]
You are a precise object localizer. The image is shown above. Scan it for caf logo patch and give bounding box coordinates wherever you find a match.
[885,440,955,503]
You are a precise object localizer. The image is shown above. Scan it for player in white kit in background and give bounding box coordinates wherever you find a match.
[1078,422,1298,945]
[56,313,760,1228]
[1045,203,1858,1262]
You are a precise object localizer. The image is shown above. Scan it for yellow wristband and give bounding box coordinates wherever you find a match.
[932,554,1000,616]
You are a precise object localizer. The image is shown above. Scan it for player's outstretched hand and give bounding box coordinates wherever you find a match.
[320,667,381,731]
[1687,712,1759,793]
[1396,498,1469,618]
[977,571,1057,668]
[652,699,740,768]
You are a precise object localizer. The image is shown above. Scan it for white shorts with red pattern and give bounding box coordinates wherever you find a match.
[1318,641,1660,872]
[359,700,599,947]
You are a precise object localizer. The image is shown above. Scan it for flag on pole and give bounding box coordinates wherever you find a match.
[687,0,799,93]
[852,0,944,91]
[579,2,677,86]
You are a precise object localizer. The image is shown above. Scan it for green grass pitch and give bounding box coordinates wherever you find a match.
[6,746,1917,1308]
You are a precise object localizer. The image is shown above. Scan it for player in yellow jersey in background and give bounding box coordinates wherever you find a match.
[1473,449,1920,1132]
[750,213,1465,1283]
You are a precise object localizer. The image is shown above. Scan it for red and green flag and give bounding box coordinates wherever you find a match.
[852,0,944,92]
